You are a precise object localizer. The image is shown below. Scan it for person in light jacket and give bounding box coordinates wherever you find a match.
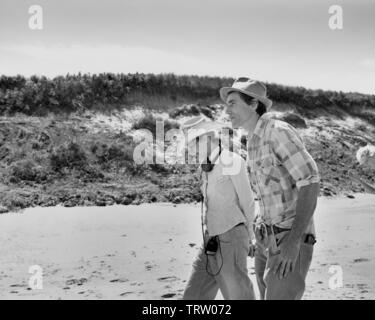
[181,116,256,300]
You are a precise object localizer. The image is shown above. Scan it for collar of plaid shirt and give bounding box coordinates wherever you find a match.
[248,113,272,141]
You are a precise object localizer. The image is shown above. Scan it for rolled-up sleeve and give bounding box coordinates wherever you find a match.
[230,155,256,239]
[271,123,320,189]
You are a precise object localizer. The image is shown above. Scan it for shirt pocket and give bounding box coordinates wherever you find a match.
[255,155,280,190]
[253,145,273,169]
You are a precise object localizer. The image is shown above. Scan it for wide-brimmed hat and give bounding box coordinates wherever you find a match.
[220,77,273,111]
[181,116,230,145]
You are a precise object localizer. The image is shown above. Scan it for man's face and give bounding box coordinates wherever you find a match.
[225,92,255,129]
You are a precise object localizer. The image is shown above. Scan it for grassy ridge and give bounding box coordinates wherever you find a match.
[1,73,375,119]
[0,73,231,115]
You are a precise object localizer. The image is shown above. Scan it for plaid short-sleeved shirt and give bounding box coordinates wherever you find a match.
[247,113,320,230]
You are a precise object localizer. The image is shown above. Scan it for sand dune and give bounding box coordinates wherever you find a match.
[0,194,374,300]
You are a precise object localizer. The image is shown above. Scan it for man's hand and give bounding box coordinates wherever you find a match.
[272,237,301,279]
[254,223,270,250]
[271,183,318,279]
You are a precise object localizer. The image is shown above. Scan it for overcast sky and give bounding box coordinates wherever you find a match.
[0,0,374,94]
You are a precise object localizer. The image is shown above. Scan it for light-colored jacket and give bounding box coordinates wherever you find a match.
[201,148,255,238]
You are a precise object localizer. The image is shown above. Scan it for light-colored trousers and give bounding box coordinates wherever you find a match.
[254,231,314,300]
[183,224,255,300]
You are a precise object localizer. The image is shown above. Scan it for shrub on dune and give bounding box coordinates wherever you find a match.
[49,141,88,171]
[169,104,218,119]
[90,141,135,165]
[276,112,307,129]
[8,159,47,183]
[169,104,201,118]
[132,114,179,136]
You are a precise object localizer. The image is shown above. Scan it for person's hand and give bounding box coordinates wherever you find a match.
[254,224,270,250]
[272,237,300,279]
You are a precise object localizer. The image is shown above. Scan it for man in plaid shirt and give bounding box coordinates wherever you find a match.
[220,78,320,300]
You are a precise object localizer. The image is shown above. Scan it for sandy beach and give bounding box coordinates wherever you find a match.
[1,194,374,300]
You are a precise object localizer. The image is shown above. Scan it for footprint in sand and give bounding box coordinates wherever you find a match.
[158,276,179,282]
[50,269,60,275]
[130,282,143,286]
[66,278,88,286]
[110,278,129,283]
[91,271,102,277]
[10,284,26,288]
[353,258,370,263]
[357,283,369,292]
[145,261,157,271]
[161,293,176,298]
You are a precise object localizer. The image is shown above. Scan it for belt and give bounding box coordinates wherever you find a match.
[264,224,316,245]
[265,224,290,235]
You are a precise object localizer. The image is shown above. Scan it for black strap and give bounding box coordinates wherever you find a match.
[201,144,222,172]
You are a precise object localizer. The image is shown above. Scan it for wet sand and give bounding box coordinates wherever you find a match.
[0,194,374,300]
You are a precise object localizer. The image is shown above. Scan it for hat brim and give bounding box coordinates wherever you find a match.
[219,87,273,110]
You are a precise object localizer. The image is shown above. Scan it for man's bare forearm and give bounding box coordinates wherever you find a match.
[288,183,319,243]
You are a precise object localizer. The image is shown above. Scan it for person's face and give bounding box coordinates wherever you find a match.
[225,92,256,129]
